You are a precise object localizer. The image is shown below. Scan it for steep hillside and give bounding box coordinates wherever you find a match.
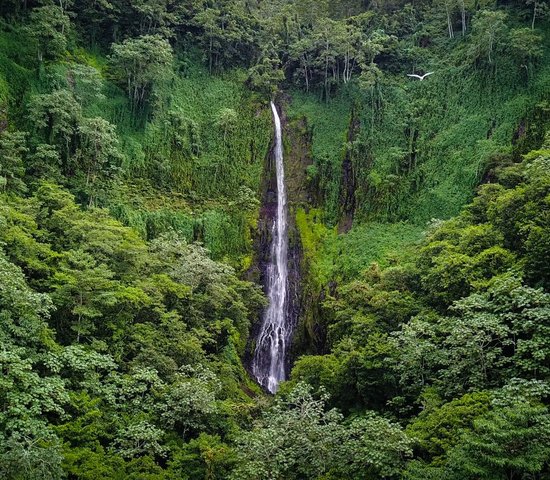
[0,1,549,478]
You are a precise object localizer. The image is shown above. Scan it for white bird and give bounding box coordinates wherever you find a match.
[407,72,434,81]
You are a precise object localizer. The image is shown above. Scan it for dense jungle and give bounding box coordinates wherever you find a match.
[0,0,549,478]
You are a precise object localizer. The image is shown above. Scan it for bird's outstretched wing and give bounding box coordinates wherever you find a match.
[407,74,422,79]
[422,72,434,78]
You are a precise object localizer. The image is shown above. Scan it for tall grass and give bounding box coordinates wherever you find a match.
[290,51,549,232]
[104,64,272,263]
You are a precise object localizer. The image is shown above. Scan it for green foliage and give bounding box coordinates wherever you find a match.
[28,89,82,160]
[406,391,492,462]
[51,249,119,343]
[467,10,508,66]
[169,433,236,480]
[191,4,260,72]
[445,401,550,479]
[231,383,343,479]
[247,53,285,95]
[331,222,424,280]
[294,139,550,477]
[232,383,412,480]
[76,116,122,204]
[109,35,173,111]
[391,276,550,398]
[0,1,548,478]
[0,182,266,477]
[27,5,71,62]
[0,250,66,480]
[335,413,413,479]
[509,27,544,69]
[0,130,28,193]
[0,436,64,480]
[295,208,336,286]
[285,7,549,227]
[406,395,550,479]
[288,93,351,223]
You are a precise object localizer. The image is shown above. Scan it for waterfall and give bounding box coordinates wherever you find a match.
[251,102,290,394]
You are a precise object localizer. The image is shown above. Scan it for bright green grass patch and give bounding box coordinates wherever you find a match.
[330,221,425,280]
[296,207,423,284]
[295,208,337,287]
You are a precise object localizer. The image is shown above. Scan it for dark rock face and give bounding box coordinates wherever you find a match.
[245,102,302,383]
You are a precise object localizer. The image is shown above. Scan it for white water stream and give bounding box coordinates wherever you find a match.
[251,102,290,393]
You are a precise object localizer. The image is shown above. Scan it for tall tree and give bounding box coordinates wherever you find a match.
[468,10,507,65]
[109,34,173,111]
[0,130,28,193]
[28,89,82,165]
[76,117,122,205]
[27,6,71,62]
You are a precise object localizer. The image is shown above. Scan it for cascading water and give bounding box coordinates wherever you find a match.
[251,102,291,394]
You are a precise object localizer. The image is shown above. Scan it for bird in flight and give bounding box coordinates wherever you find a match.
[407,72,434,81]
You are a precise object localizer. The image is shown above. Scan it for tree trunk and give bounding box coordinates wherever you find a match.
[324,39,329,102]
[209,30,213,73]
[460,0,466,35]
[446,4,454,39]
[303,59,309,92]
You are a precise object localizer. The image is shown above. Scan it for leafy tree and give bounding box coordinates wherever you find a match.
[169,433,236,480]
[130,0,179,36]
[0,436,64,480]
[247,52,284,95]
[109,34,173,110]
[232,382,412,480]
[28,144,62,180]
[231,383,345,480]
[114,421,167,459]
[164,110,201,156]
[68,64,105,107]
[27,6,71,62]
[406,391,492,462]
[446,401,550,479]
[334,413,413,478]
[51,249,119,343]
[214,107,238,142]
[508,27,544,71]
[148,233,265,346]
[288,35,316,92]
[526,0,549,29]
[192,4,260,72]
[0,130,28,193]
[156,367,220,437]
[438,294,513,394]
[390,313,442,397]
[75,116,122,205]
[393,277,550,398]
[28,89,82,165]
[0,251,68,480]
[435,0,457,38]
[468,10,508,65]
[0,202,55,281]
[0,250,54,350]
[287,354,346,406]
